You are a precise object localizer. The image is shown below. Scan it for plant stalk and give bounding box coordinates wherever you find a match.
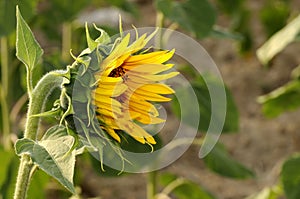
[147,171,157,199]
[155,12,164,50]
[62,22,72,62]
[1,36,11,150]
[14,72,66,199]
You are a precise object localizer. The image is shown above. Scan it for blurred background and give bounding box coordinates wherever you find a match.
[1,0,300,198]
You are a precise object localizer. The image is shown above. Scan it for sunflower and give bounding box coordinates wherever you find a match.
[92,31,178,145]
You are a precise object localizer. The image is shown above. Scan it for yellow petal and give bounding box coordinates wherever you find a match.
[136,115,165,124]
[131,89,172,102]
[95,102,122,115]
[126,34,147,53]
[95,76,123,84]
[139,84,175,94]
[129,100,159,117]
[94,84,127,97]
[93,96,121,108]
[97,108,118,118]
[99,116,121,129]
[125,49,175,65]
[137,72,179,81]
[105,34,130,63]
[105,127,121,142]
[133,123,156,144]
[126,74,155,85]
[118,121,146,144]
[124,64,174,74]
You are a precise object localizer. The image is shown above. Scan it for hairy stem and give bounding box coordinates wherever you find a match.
[1,36,11,150]
[14,71,66,199]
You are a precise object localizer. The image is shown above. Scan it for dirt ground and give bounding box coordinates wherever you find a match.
[78,1,300,199]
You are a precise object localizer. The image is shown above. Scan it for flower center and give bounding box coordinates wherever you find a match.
[109,66,126,77]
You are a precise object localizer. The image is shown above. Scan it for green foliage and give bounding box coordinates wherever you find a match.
[27,170,51,199]
[15,134,76,194]
[281,154,300,199]
[215,0,253,53]
[260,0,290,38]
[0,149,19,198]
[16,6,43,73]
[16,7,43,90]
[159,173,216,199]
[215,0,244,15]
[46,0,91,22]
[172,74,239,133]
[258,80,300,117]
[246,185,283,199]
[9,1,247,198]
[0,0,38,36]
[155,0,216,38]
[106,0,139,17]
[257,8,300,199]
[0,148,15,188]
[203,142,254,179]
[257,14,300,65]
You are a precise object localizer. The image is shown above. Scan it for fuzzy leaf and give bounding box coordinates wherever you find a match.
[16,6,43,72]
[15,136,76,194]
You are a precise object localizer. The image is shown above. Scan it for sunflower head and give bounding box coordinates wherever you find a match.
[92,29,179,145]
[63,25,178,152]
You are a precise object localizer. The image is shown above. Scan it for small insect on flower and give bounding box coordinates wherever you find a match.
[93,29,179,145]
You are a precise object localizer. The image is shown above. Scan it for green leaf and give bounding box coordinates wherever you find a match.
[16,6,43,71]
[50,0,90,22]
[172,74,239,133]
[159,173,216,199]
[257,14,300,65]
[246,185,283,199]
[27,169,50,199]
[155,0,216,38]
[203,142,254,179]
[260,0,290,38]
[210,27,243,40]
[15,136,76,194]
[257,80,300,117]
[281,154,300,199]
[215,0,244,15]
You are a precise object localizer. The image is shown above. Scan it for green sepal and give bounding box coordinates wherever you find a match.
[85,23,111,51]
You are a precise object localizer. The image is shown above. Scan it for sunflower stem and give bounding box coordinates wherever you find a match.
[147,171,158,199]
[62,22,72,62]
[1,36,12,150]
[14,72,66,199]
